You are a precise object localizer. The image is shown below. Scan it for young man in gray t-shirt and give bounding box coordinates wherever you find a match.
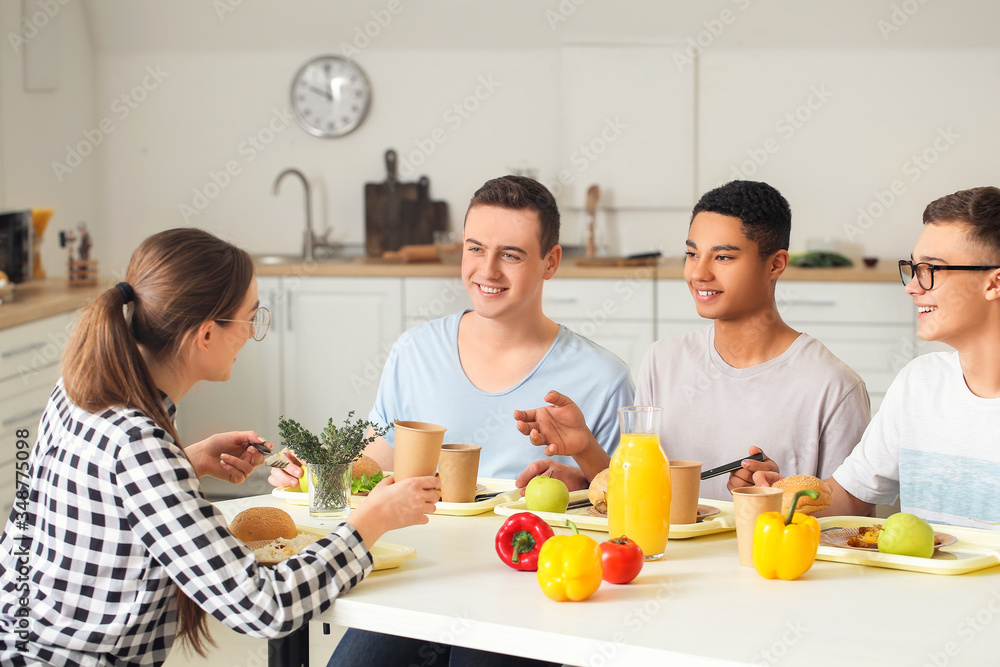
[515,180,871,500]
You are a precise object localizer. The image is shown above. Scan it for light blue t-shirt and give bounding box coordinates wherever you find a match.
[370,311,634,480]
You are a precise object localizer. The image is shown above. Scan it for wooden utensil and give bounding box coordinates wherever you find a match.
[401,176,446,246]
[585,184,600,258]
[364,149,419,256]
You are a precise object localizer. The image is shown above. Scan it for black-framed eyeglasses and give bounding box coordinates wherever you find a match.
[898,260,1000,291]
[215,306,271,341]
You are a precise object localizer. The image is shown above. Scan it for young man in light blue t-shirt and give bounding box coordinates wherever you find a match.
[755,187,1000,527]
[270,175,633,493]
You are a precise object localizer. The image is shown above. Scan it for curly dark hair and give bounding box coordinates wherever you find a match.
[465,175,560,256]
[923,186,1000,262]
[691,180,791,258]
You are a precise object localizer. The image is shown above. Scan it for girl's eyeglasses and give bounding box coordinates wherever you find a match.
[215,306,271,341]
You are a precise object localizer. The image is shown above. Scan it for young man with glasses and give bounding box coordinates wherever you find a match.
[753,186,1000,527]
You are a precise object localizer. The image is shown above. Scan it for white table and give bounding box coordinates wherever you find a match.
[215,494,1000,666]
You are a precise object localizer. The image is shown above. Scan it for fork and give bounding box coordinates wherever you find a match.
[245,440,290,469]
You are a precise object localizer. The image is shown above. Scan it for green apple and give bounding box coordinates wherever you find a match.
[297,464,309,493]
[878,512,935,558]
[525,476,570,514]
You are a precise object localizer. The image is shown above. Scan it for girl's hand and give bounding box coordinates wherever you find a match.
[187,431,269,483]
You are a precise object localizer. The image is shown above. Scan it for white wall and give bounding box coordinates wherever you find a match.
[4,1,1000,272]
[0,0,101,282]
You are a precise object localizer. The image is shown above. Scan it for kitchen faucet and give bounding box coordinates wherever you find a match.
[273,168,330,261]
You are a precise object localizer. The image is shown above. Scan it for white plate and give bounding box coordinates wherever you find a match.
[272,486,308,506]
[250,525,415,570]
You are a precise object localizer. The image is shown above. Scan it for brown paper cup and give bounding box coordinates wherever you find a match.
[438,444,482,503]
[731,486,783,567]
[669,460,702,525]
[392,421,446,481]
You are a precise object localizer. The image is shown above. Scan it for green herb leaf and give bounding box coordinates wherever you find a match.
[277,412,391,466]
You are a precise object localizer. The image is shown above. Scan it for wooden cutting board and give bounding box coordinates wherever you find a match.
[364,149,419,256]
[401,176,449,246]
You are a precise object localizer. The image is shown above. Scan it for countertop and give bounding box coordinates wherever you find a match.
[1,260,899,332]
[255,256,901,282]
[0,278,110,331]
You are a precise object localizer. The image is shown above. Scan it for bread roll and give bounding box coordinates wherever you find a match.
[230,507,298,543]
[589,469,609,514]
[352,455,381,479]
[773,474,832,515]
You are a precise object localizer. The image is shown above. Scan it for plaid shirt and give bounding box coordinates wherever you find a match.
[1,380,373,666]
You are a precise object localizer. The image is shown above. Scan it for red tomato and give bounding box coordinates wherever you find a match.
[599,536,644,584]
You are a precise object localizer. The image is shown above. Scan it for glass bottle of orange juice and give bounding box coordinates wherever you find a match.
[607,406,670,560]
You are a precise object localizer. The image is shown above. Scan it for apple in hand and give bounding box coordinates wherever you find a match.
[298,464,309,493]
[525,476,570,514]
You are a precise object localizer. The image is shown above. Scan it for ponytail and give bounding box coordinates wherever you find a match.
[61,228,253,656]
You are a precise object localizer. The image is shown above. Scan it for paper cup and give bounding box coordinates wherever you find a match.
[669,460,702,525]
[438,444,482,503]
[392,421,446,481]
[731,486,783,568]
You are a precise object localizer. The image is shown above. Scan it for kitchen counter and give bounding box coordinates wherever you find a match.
[255,256,901,282]
[0,278,110,331]
[0,260,900,333]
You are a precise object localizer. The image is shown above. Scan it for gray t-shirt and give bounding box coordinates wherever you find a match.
[635,326,871,500]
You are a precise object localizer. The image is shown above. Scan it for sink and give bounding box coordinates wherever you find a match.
[253,244,368,265]
[253,254,306,265]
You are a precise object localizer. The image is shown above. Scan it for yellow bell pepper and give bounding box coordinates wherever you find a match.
[536,520,603,602]
[752,489,821,581]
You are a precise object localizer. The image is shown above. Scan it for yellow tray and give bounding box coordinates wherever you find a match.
[295,525,416,571]
[816,516,1000,575]
[275,479,519,516]
[494,491,736,539]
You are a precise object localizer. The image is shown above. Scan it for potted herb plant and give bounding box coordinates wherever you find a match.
[278,411,390,518]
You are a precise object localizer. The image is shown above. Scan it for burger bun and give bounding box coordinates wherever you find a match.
[352,454,381,479]
[229,507,298,543]
[773,474,832,515]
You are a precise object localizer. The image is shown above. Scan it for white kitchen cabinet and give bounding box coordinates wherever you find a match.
[282,277,403,436]
[544,276,656,379]
[402,277,472,330]
[657,280,916,412]
[0,312,74,519]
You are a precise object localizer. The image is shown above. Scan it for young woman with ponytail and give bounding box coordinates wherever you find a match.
[0,228,440,666]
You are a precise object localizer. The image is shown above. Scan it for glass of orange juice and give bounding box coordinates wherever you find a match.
[607,406,670,560]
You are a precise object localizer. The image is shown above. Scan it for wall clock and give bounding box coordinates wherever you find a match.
[290,55,371,138]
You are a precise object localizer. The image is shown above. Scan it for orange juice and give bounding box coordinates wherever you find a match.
[607,432,671,560]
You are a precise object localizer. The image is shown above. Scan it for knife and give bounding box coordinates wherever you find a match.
[700,452,766,480]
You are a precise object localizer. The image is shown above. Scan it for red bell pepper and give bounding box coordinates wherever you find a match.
[496,512,555,571]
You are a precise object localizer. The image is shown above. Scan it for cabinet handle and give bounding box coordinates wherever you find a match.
[780,298,836,307]
[285,290,292,331]
[1,341,47,359]
[2,407,43,429]
[544,297,578,304]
